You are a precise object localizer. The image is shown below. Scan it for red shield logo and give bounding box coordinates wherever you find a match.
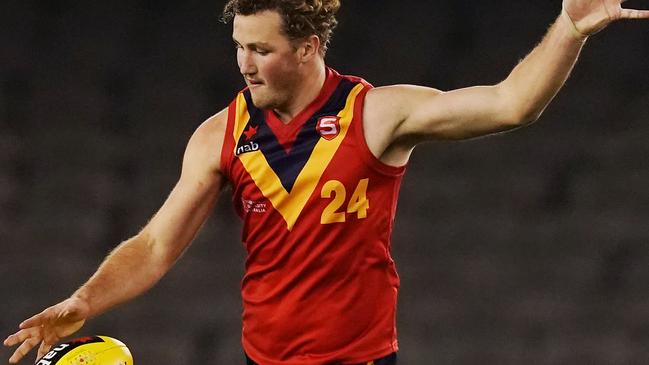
[316,116,341,140]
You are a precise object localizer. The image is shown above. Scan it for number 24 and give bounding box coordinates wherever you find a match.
[320,179,369,224]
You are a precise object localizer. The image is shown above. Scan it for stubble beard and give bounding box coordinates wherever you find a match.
[250,86,290,111]
[249,70,298,111]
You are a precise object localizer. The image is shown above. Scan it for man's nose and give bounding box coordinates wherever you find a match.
[238,50,256,75]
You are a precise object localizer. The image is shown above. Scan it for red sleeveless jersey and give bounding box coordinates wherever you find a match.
[220,68,405,365]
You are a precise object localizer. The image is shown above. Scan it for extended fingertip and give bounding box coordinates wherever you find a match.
[3,336,14,346]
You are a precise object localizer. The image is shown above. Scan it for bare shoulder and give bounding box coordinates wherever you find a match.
[183,108,229,176]
[366,84,443,104]
[364,85,444,131]
[362,85,444,164]
[193,108,228,145]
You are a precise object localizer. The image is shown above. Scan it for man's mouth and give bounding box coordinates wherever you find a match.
[246,78,264,86]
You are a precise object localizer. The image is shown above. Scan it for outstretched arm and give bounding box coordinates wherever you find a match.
[3,110,228,363]
[364,0,649,164]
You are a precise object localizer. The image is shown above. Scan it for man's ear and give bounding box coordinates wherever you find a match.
[297,35,321,63]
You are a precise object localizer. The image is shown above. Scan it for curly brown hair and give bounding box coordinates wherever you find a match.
[222,0,341,56]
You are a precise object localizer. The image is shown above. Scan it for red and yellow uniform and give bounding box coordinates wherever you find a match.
[220,68,405,365]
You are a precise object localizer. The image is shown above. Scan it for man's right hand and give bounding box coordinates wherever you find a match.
[3,297,89,363]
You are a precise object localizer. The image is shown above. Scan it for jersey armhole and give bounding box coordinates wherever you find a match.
[219,98,237,181]
[353,84,407,177]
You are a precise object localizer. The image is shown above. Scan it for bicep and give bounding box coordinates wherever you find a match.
[375,84,522,143]
[141,113,227,264]
[144,173,223,262]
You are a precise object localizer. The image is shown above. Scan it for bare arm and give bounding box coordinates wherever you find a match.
[4,109,229,363]
[364,0,649,166]
[73,111,227,316]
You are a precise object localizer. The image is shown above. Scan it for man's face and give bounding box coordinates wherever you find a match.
[233,10,301,110]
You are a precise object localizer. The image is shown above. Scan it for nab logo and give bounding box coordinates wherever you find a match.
[243,125,258,141]
[316,116,341,140]
[236,141,259,156]
[236,125,260,156]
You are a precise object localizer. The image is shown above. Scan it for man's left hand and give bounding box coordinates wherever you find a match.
[563,0,649,36]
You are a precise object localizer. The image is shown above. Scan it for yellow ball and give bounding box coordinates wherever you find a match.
[36,336,133,365]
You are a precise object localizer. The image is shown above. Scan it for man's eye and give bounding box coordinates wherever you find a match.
[256,49,269,55]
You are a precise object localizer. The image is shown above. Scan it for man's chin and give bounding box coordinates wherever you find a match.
[249,93,275,110]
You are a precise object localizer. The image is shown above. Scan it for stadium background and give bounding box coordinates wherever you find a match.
[1,0,648,363]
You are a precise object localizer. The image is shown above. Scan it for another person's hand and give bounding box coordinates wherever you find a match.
[3,297,89,363]
[562,0,649,36]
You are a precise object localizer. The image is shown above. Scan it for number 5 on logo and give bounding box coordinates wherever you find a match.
[320,179,369,224]
[316,116,341,140]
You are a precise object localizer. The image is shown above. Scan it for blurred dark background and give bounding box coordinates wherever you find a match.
[2,0,649,364]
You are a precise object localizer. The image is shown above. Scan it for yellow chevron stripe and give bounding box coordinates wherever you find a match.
[233,92,251,140]
[235,83,365,230]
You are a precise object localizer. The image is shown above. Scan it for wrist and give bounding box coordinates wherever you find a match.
[561,8,590,41]
[71,288,94,314]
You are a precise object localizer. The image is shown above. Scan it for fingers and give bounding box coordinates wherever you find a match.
[3,333,18,347]
[4,327,38,347]
[620,8,649,19]
[5,302,83,363]
[4,317,68,363]
[4,327,59,364]
[37,340,54,362]
[19,308,51,329]
[4,328,41,364]
[9,338,39,364]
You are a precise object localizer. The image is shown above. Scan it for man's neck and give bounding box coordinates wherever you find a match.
[273,61,327,124]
